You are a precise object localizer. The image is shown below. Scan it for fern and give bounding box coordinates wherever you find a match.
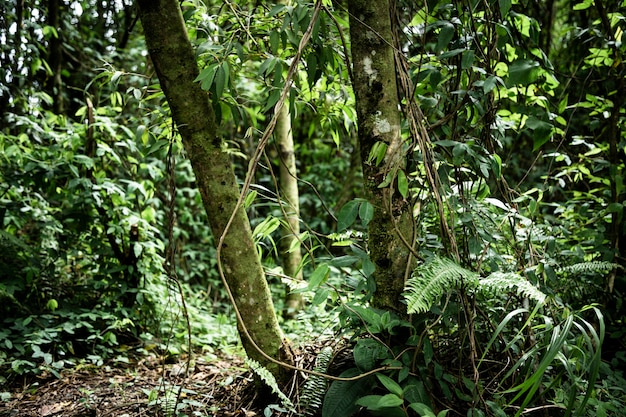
[404,257,548,314]
[246,358,295,411]
[479,272,546,304]
[300,346,333,416]
[404,256,479,314]
[556,261,620,275]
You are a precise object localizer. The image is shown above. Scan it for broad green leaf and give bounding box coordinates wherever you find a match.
[524,116,553,150]
[507,59,540,86]
[258,57,277,77]
[337,200,360,231]
[376,374,404,398]
[308,264,330,289]
[244,190,257,209]
[436,22,455,52]
[312,288,330,305]
[573,0,592,10]
[408,403,437,417]
[322,369,375,417]
[270,30,280,54]
[133,242,143,258]
[221,61,230,90]
[404,383,430,406]
[499,0,512,17]
[356,395,384,410]
[354,338,388,371]
[368,141,388,165]
[214,65,226,98]
[306,52,318,87]
[483,75,498,94]
[359,201,374,226]
[376,393,404,408]
[46,299,58,311]
[362,258,376,277]
[490,154,502,179]
[397,169,409,198]
[263,88,281,112]
[438,48,465,59]
[461,50,474,69]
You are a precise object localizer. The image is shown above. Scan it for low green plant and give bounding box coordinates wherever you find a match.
[299,346,334,416]
[246,358,296,413]
[318,251,611,416]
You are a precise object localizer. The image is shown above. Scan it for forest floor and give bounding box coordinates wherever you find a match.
[0,352,276,417]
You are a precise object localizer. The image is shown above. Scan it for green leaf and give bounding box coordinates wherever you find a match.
[507,59,540,86]
[376,374,404,398]
[377,393,404,408]
[270,30,280,54]
[438,48,465,59]
[404,383,430,406]
[436,22,455,52]
[46,299,58,311]
[356,395,384,409]
[354,338,388,371]
[483,76,498,94]
[461,50,474,69]
[524,116,553,150]
[133,242,143,258]
[196,66,218,91]
[307,53,319,87]
[362,258,376,277]
[573,0,592,10]
[312,288,330,305]
[244,190,257,209]
[499,0,512,17]
[322,368,375,417]
[337,200,360,231]
[308,264,330,290]
[397,169,408,198]
[359,201,374,226]
[214,65,226,98]
[409,403,437,417]
[490,154,502,179]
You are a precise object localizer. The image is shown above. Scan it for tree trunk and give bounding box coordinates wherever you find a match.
[46,0,64,114]
[348,0,414,313]
[137,0,292,381]
[276,104,304,317]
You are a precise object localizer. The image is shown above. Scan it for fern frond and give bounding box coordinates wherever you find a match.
[300,346,333,416]
[246,358,295,411]
[404,256,479,314]
[557,261,620,275]
[479,272,546,304]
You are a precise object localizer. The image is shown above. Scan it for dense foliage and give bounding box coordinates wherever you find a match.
[1,0,626,415]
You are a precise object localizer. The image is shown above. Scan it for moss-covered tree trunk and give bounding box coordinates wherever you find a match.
[348,0,414,312]
[276,105,304,317]
[137,0,292,381]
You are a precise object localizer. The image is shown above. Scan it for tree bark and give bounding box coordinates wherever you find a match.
[348,0,414,312]
[47,0,64,114]
[137,0,292,380]
[276,104,304,317]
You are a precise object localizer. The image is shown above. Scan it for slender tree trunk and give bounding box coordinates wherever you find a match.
[137,0,292,381]
[276,104,304,317]
[348,0,414,312]
[47,0,64,114]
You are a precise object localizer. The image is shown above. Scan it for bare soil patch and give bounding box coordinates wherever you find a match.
[0,353,261,417]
